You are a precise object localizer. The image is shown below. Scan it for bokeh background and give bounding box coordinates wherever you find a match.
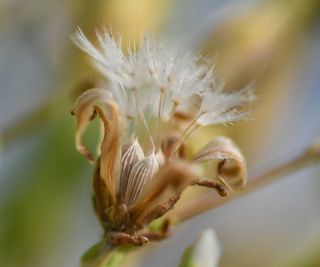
[1,0,320,266]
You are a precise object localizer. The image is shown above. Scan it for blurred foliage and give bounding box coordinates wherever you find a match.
[1,0,320,267]
[0,99,92,267]
[197,0,320,163]
[202,0,320,91]
[1,0,173,266]
[179,229,220,267]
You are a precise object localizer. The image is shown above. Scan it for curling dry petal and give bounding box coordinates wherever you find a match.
[95,101,122,205]
[92,158,110,222]
[192,136,247,190]
[71,88,113,163]
[131,161,196,225]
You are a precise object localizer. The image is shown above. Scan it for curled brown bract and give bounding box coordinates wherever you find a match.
[71,88,122,203]
[192,136,247,191]
[130,161,196,226]
[71,88,113,163]
[95,103,122,205]
[92,158,109,223]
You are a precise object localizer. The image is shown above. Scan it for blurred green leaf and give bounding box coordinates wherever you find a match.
[179,229,221,267]
[0,99,100,267]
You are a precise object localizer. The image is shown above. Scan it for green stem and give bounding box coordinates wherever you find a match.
[81,241,132,267]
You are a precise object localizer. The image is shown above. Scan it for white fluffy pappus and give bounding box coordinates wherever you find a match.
[71,28,254,136]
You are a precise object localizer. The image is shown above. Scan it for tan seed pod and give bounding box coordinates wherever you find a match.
[118,140,145,201]
[124,153,159,206]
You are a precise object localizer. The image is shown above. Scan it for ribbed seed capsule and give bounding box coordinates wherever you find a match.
[125,153,158,206]
[119,140,144,201]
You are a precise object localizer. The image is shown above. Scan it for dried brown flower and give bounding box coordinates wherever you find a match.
[70,29,251,247]
[71,88,248,247]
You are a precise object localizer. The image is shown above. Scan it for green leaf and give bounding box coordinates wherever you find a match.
[179,229,221,267]
[179,247,196,267]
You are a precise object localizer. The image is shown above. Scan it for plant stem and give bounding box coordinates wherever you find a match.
[172,140,320,223]
[81,242,131,267]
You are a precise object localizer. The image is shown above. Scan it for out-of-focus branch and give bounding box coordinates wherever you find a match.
[1,76,99,148]
[172,138,320,223]
[1,102,52,146]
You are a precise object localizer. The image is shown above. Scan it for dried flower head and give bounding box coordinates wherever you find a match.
[71,28,253,247]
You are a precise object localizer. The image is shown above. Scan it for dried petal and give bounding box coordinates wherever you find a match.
[124,153,159,207]
[92,158,110,223]
[131,161,196,225]
[192,136,247,190]
[71,88,113,163]
[118,140,144,201]
[95,101,122,205]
